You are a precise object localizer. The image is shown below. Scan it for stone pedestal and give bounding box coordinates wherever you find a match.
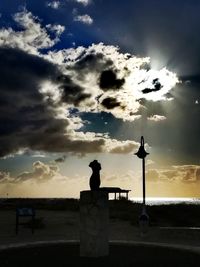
[80,190,109,257]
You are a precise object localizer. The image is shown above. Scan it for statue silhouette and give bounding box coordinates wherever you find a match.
[89,160,101,190]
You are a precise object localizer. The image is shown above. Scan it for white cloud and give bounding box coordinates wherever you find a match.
[0,10,64,54]
[146,165,200,183]
[46,24,65,36]
[73,14,93,25]
[47,1,61,9]
[17,161,59,183]
[104,139,139,154]
[148,115,166,121]
[68,131,139,155]
[70,0,91,6]
[32,154,46,158]
[133,69,178,101]
[74,0,91,6]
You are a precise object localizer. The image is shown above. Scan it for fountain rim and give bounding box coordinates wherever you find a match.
[0,240,200,255]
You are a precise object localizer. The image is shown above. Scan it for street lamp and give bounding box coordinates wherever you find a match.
[135,136,149,232]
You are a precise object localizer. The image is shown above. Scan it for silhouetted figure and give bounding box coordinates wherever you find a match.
[89,160,101,190]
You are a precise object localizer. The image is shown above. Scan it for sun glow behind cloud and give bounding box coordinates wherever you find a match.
[46,42,179,120]
[134,68,179,101]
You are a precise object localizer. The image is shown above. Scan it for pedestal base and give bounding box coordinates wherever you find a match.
[80,190,109,257]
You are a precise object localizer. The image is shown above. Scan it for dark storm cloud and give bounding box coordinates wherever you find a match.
[142,78,163,94]
[0,47,58,97]
[63,51,127,99]
[0,46,108,157]
[75,53,112,71]
[57,74,91,105]
[0,46,90,107]
[72,53,113,80]
[142,88,156,94]
[54,155,67,163]
[0,46,63,156]
[99,69,125,90]
[101,97,121,109]
[69,51,125,93]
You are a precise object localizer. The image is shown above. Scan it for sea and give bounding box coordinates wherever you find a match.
[130,197,200,206]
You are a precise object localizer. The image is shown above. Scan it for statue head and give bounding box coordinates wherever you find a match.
[89,160,101,171]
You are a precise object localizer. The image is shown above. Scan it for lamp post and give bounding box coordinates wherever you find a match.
[135,136,149,232]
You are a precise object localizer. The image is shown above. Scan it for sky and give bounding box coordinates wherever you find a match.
[0,0,200,198]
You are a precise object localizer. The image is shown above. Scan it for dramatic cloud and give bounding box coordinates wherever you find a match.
[0,45,140,157]
[47,42,178,121]
[0,10,178,158]
[0,46,67,157]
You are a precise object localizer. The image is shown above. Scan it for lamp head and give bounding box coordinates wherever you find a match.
[134,136,149,159]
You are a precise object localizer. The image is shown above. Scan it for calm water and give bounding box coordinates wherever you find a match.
[130,197,200,205]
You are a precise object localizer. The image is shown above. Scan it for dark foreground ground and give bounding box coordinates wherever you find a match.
[0,242,200,267]
[0,198,200,267]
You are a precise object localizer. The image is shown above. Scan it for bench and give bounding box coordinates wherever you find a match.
[16,207,35,234]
